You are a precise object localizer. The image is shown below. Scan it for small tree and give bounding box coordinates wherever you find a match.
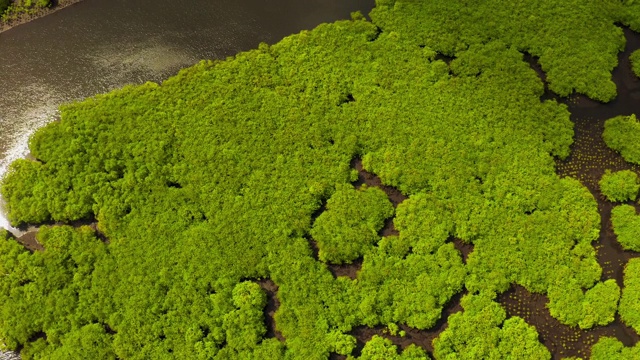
[599,169,640,202]
[631,50,640,78]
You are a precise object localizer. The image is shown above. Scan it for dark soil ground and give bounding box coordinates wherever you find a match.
[351,158,407,208]
[331,291,466,360]
[320,159,472,358]
[306,158,409,280]
[527,25,640,359]
[7,27,640,360]
[498,285,638,359]
[257,279,285,342]
[11,230,43,252]
[333,26,640,359]
[14,218,106,250]
[465,26,640,360]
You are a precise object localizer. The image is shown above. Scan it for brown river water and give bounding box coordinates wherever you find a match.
[2,1,640,359]
[0,0,375,234]
[0,1,374,355]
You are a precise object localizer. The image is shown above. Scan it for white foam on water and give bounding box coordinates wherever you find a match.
[0,102,60,237]
[0,350,20,360]
[0,42,190,237]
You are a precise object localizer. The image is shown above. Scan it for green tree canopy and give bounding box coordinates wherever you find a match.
[350,335,429,360]
[631,49,640,78]
[310,184,394,264]
[591,337,640,360]
[619,258,640,333]
[2,0,637,356]
[599,170,640,202]
[432,294,550,360]
[611,204,640,252]
[603,114,640,165]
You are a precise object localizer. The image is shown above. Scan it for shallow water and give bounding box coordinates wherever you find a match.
[0,0,375,234]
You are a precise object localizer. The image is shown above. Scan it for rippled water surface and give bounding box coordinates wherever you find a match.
[0,0,375,233]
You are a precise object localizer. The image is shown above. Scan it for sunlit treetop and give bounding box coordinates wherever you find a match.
[2,1,640,358]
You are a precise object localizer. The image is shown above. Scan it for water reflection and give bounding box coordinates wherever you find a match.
[0,0,375,234]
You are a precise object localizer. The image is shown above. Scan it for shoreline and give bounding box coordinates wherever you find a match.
[0,8,68,352]
[0,351,20,360]
[0,0,85,34]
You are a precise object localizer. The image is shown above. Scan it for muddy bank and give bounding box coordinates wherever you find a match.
[306,158,409,280]
[9,216,105,253]
[257,279,285,342]
[0,0,85,33]
[331,25,640,358]
[351,158,407,208]
[325,160,470,358]
[498,285,638,360]
[515,24,640,358]
[2,10,639,360]
[330,292,466,359]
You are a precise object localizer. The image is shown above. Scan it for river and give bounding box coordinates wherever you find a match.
[0,0,375,235]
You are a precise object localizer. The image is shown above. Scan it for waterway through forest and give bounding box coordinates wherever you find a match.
[0,0,375,234]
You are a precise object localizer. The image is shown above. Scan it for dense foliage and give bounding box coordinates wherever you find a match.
[350,335,428,360]
[432,294,549,359]
[0,0,10,16]
[370,0,640,102]
[603,114,640,165]
[590,337,640,360]
[631,49,640,78]
[547,278,619,330]
[611,205,640,252]
[0,226,115,358]
[619,258,640,333]
[2,0,640,358]
[599,169,640,202]
[310,184,394,264]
